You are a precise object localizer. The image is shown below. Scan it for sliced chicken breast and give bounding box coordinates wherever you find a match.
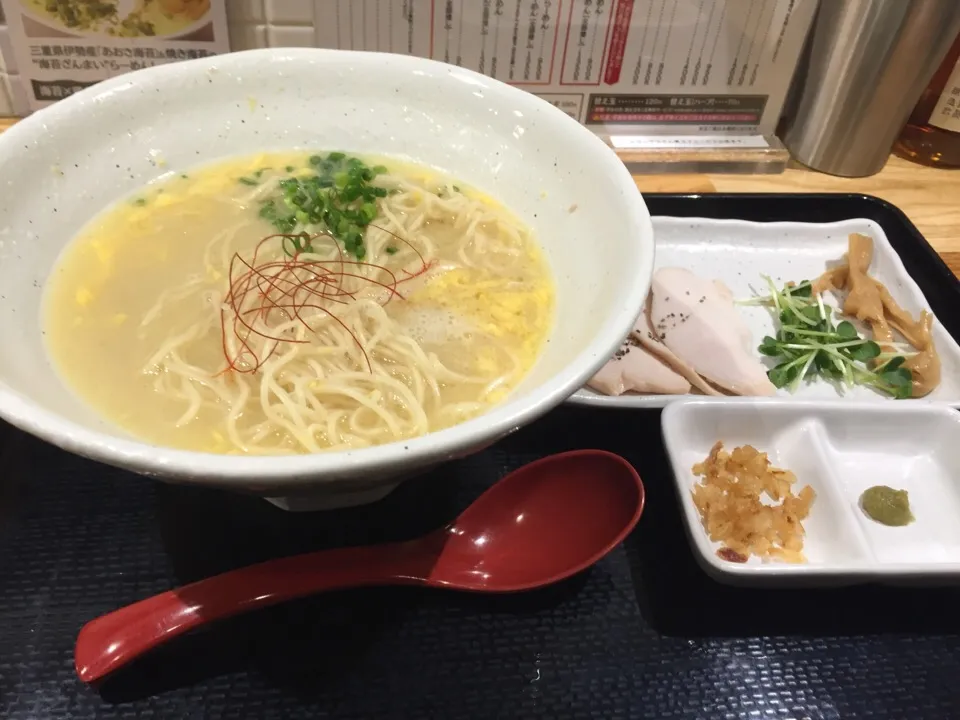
[650,267,776,397]
[632,304,723,397]
[587,336,691,396]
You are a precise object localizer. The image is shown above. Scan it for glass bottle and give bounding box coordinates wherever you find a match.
[895,33,960,168]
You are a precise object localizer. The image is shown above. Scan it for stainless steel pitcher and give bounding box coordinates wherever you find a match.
[783,0,960,177]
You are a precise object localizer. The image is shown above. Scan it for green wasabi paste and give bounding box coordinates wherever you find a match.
[859,485,914,527]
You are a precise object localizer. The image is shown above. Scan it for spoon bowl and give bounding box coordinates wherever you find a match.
[434,451,645,590]
[75,450,644,683]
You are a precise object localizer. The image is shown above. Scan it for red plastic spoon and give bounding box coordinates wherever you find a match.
[75,449,644,683]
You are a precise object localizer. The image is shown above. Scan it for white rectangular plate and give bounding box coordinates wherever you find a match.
[661,398,960,586]
[567,217,960,408]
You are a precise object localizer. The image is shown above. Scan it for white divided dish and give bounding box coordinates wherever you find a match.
[568,217,960,408]
[661,398,960,586]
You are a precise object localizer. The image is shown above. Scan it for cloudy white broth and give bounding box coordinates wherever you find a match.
[44,152,555,454]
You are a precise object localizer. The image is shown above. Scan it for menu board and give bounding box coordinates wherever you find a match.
[0,0,229,111]
[312,0,818,136]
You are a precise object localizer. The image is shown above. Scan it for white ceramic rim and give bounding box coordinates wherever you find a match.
[0,48,654,488]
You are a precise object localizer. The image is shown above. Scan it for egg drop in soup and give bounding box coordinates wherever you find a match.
[44,152,555,454]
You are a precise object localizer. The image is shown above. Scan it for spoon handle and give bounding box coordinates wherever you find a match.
[75,541,431,683]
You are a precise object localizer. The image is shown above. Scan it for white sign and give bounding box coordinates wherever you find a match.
[610,133,770,148]
[930,56,960,133]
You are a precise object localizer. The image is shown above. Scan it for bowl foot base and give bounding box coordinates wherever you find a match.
[264,483,401,512]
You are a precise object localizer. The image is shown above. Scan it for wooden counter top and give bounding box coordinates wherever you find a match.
[1,117,956,275]
[634,156,960,277]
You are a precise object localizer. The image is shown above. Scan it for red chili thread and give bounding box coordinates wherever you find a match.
[218,231,433,376]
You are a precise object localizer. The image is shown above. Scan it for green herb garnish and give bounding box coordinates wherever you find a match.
[258,200,297,233]
[281,231,315,256]
[238,176,258,186]
[385,246,398,254]
[257,152,389,259]
[753,275,914,399]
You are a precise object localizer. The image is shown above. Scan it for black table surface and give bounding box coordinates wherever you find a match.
[2,405,959,719]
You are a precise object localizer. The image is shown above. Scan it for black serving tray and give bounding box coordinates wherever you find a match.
[2,194,959,720]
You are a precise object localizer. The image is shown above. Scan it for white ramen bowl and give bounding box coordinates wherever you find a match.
[0,48,653,510]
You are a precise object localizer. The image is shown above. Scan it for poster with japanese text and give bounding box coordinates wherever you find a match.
[1,0,229,111]
[313,0,818,136]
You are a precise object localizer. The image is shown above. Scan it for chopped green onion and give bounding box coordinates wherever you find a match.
[256,152,390,259]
